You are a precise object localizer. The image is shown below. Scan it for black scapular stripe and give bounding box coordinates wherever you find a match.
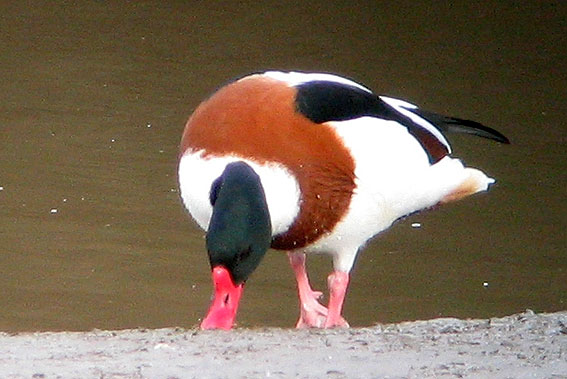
[294,80,509,163]
[294,81,450,163]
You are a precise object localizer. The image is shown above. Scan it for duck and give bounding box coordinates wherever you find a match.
[178,71,509,330]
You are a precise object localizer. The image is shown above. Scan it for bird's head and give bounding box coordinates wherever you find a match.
[200,161,271,330]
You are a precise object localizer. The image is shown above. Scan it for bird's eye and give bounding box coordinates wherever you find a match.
[237,246,252,262]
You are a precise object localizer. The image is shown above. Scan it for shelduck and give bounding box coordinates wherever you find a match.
[178,71,509,329]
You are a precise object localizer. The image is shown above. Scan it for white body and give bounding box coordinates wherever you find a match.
[178,71,494,274]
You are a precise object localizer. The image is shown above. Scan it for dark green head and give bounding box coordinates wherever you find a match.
[201,161,272,329]
[206,161,272,283]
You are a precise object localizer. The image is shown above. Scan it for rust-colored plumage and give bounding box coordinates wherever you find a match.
[178,71,509,330]
[181,75,356,250]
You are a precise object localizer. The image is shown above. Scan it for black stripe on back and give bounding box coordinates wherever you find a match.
[294,81,449,163]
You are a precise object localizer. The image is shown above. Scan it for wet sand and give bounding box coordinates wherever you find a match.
[1,310,565,378]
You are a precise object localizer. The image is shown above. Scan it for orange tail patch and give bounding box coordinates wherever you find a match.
[440,168,494,204]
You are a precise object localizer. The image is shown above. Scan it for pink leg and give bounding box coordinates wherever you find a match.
[324,271,350,328]
[287,252,328,328]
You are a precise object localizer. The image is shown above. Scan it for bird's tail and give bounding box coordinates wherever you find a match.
[385,157,495,219]
[439,167,495,204]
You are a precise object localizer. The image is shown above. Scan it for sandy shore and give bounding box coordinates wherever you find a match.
[1,310,565,378]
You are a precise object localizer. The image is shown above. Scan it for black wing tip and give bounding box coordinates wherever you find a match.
[492,127,511,144]
[448,117,511,144]
[491,130,511,144]
[413,109,511,145]
[484,130,510,144]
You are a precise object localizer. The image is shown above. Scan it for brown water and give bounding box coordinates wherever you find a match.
[1,1,565,332]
